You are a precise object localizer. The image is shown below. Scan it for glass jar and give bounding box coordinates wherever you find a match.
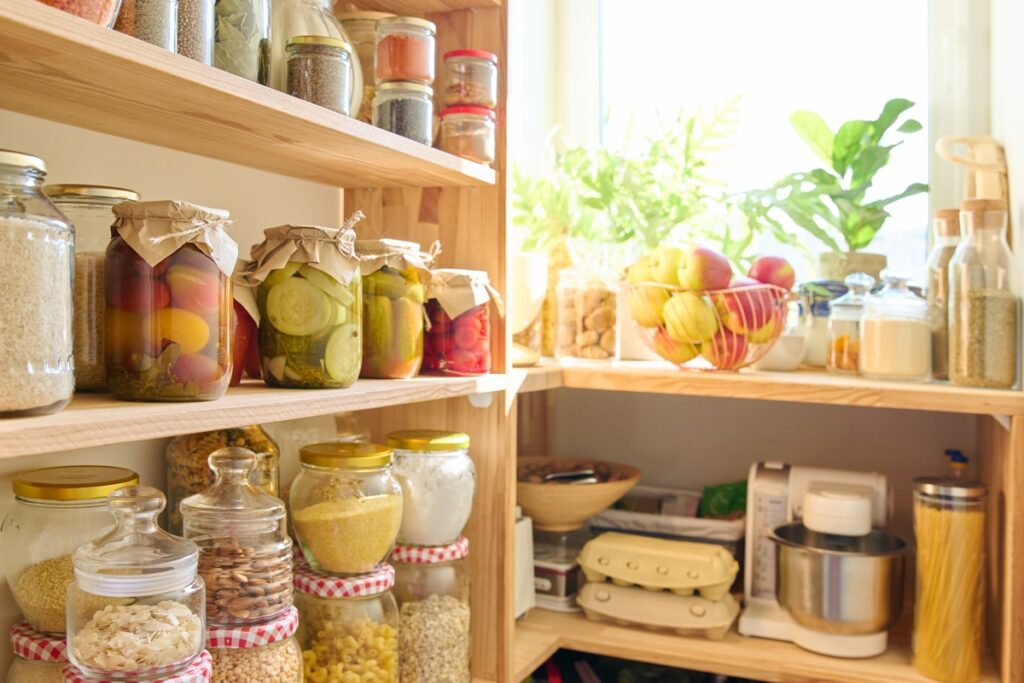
[45,185,140,392]
[114,0,179,51]
[214,0,270,83]
[1,466,139,635]
[289,442,402,576]
[375,16,436,84]
[797,280,848,367]
[64,651,213,683]
[391,539,470,683]
[373,82,433,145]
[177,0,214,64]
[441,106,496,166]
[208,608,302,683]
[38,0,122,26]
[0,150,74,417]
[555,268,619,363]
[338,10,395,123]
[949,198,1018,389]
[443,49,498,108]
[286,36,353,115]
[293,563,398,683]
[826,272,874,375]
[913,478,986,683]
[859,273,931,382]
[388,431,475,546]
[181,448,293,626]
[67,486,206,680]
[927,209,961,381]
[7,622,67,683]
[423,269,498,375]
[230,299,258,386]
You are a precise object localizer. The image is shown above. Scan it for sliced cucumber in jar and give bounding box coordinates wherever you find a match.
[263,261,302,290]
[324,323,360,383]
[267,356,287,382]
[299,265,355,306]
[266,277,332,336]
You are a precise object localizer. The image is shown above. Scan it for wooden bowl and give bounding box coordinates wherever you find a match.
[516,456,641,532]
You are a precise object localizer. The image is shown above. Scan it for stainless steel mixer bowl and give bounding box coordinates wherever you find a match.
[771,522,908,635]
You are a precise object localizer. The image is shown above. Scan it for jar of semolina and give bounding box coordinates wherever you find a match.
[8,621,67,683]
[208,607,302,683]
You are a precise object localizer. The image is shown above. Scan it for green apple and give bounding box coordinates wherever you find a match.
[747,315,779,344]
[648,246,685,286]
[628,285,670,327]
[626,255,654,284]
[663,291,718,343]
[652,327,699,364]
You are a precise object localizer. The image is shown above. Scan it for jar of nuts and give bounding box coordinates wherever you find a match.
[8,621,67,683]
[293,563,398,683]
[207,607,302,683]
[181,448,293,627]
[556,268,619,363]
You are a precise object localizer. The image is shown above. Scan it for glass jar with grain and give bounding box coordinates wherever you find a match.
[859,273,931,382]
[375,16,436,84]
[373,82,434,145]
[207,607,302,683]
[286,36,353,115]
[441,106,496,166]
[926,208,961,381]
[114,0,180,51]
[177,0,215,64]
[443,49,498,108]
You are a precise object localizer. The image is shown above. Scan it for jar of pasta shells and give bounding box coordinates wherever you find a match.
[207,607,302,683]
[556,267,619,362]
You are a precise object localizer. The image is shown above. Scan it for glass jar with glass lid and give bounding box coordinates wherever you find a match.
[859,273,931,382]
[67,486,206,680]
[7,621,67,683]
[0,149,74,417]
[289,442,402,576]
[925,208,960,381]
[337,10,395,122]
[1,466,139,635]
[826,272,875,375]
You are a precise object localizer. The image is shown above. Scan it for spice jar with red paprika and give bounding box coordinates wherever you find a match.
[441,106,496,166]
[424,269,503,376]
[375,16,436,84]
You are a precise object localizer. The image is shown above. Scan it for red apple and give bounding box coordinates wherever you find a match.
[716,277,774,334]
[676,246,733,291]
[748,256,795,291]
[701,329,749,370]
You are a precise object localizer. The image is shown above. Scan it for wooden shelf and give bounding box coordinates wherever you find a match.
[0,0,495,188]
[354,0,500,13]
[515,609,999,683]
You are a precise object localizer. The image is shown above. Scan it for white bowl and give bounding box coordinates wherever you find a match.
[751,332,806,371]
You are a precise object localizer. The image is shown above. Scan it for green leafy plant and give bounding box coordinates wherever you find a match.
[739,98,928,253]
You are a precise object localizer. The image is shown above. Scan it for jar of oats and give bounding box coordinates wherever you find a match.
[8,621,67,683]
[207,607,302,683]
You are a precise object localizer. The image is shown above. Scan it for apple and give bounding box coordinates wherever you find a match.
[628,285,670,327]
[648,246,685,286]
[747,314,779,344]
[748,255,795,291]
[626,255,654,285]
[677,246,733,291]
[701,329,749,370]
[715,277,774,334]
[651,328,699,365]
[663,291,719,343]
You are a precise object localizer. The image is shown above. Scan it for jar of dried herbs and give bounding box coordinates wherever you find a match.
[214,0,270,84]
[286,36,353,115]
[373,82,433,145]
[926,208,960,381]
[949,198,1019,388]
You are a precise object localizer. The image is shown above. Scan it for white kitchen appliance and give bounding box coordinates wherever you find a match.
[739,462,891,651]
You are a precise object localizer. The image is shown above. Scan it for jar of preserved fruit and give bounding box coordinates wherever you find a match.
[424,269,502,375]
[441,106,496,166]
[387,431,475,546]
[231,279,260,386]
[337,10,395,122]
[105,200,237,402]
[114,0,180,51]
[208,608,302,683]
[373,82,434,145]
[63,651,213,683]
[859,273,931,382]
[45,185,140,392]
[286,36,353,115]
[443,49,498,108]
[392,539,470,683]
[927,209,960,381]
[67,486,206,680]
[376,16,436,84]
[214,0,270,83]
[8,622,67,683]
[357,239,435,379]
[555,267,618,363]
[0,150,74,417]
[826,272,874,375]
[289,442,402,576]
[293,563,398,683]
[1,466,139,635]
[37,0,122,26]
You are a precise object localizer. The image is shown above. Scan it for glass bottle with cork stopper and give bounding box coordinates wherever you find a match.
[926,208,961,381]
[826,272,875,375]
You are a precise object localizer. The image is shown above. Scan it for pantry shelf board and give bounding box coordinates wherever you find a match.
[512,364,564,394]
[0,376,508,458]
[0,0,495,188]
[356,0,500,13]
[514,609,1000,683]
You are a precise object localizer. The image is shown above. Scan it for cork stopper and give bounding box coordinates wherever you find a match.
[960,198,1007,233]
[933,208,960,237]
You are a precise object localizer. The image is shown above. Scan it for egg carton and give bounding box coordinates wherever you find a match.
[577,532,739,600]
[577,582,739,640]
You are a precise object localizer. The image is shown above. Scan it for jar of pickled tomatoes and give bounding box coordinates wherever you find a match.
[424,269,502,376]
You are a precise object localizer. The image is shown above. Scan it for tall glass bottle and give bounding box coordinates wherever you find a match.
[926,208,960,381]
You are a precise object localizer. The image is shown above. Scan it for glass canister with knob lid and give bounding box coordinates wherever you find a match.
[7,621,67,683]
[181,447,293,627]
[337,10,395,123]
[1,466,139,635]
[859,273,931,382]
[926,208,960,381]
[827,272,875,375]
[66,486,206,680]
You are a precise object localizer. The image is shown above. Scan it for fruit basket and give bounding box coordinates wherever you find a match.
[627,281,790,371]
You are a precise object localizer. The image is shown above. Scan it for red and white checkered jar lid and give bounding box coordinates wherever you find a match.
[62,650,212,683]
[391,536,469,564]
[10,621,67,663]
[293,562,394,598]
[207,607,298,649]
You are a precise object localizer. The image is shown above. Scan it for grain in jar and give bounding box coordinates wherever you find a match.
[208,607,302,683]
[36,0,121,26]
[115,0,179,51]
[926,208,960,381]
[441,106,496,166]
[375,17,435,84]
[286,36,353,115]
[443,49,498,108]
[177,0,215,64]
[373,82,433,145]
[858,273,931,382]
[8,621,67,683]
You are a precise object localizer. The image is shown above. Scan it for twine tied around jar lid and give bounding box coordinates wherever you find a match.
[355,237,440,277]
[426,268,504,320]
[112,200,238,276]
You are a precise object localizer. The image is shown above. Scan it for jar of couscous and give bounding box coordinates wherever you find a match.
[8,621,67,683]
[208,607,302,683]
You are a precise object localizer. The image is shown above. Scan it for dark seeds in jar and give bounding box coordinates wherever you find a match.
[374,97,432,145]
[287,43,351,115]
[177,0,214,64]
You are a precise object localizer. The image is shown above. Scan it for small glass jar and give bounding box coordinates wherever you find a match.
[208,607,302,683]
[949,198,1018,388]
[913,478,986,683]
[375,16,436,84]
[182,448,293,626]
[177,0,215,64]
[45,185,140,392]
[38,0,122,26]
[555,268,619,363]
[797,280,847,367]
[0,150,74,418]
[826,272,874,375]
[289,442,403,576]
[63,651,213,683]
[338,10,395,123]
[67,486,206,680]
[392,539,471,683]
[8,622,66,683]
[423,269,498,376]
[859,273,931,382]
[115,0,180,51]
[286,36,353,115]
[373,82,434,145]
[387,431,475,546]
[293,563,398,683]
[1,466,139,635]
[214,0,269,83]
[926,209,961,381]
[441,106,496,166]
[230,299,258,386]
[443,49,498,108]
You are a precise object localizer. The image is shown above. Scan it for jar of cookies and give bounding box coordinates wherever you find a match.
[556,267,619,362]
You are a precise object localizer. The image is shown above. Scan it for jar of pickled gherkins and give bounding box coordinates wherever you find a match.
[8,621,67,683]
[293,562,398,683]
[105,200,238,402]
[207,608,302,683]
[239,224,362,389]
[356,239,436,379]
[826,272,874,375]
[424,269,502,375]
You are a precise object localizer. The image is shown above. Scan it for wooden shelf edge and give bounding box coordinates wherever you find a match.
[354,0,500,13]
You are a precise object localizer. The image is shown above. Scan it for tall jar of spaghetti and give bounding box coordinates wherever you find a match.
[912,478,986,683]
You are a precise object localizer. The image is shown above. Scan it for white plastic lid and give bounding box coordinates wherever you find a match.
[803,489,872,537]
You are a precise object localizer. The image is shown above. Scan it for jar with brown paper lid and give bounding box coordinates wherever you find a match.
[423,269,502,375]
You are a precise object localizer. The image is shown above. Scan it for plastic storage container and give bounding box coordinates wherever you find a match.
[858,273,931,382]
[927,208,961,381]
[375,17,436,84]
[177,0,215,64]
[373,82,433,145]
[114,0,179,51]
[424,268,500,375]
[392,539,471,683]
[555,268,619,363]
[388,430,475,546]
[207,607,302,683]
[826,272,874,375]
[8,622,67,683]
[37,0,122,26]
[289,442,402,576]
[286,36,353,115]
[67,486,206,680]
[441,106,496,166]
[0,150,74,417]
[46,184,140,392]
[443,49,498,108]
[949,198,1018,388]
[1,466,139,635]
[337,10,394,122]
[214,0,270,83]
[913,478,986,683]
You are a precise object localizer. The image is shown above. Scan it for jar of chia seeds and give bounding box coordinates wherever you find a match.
[440,106,496,165]
[286,36,353,115]
[207,607,302,683]
[373,82,433,145]
[375,16,435,84]
[114,0,180,51]
[443,49,498,108]
[8,621,67,683]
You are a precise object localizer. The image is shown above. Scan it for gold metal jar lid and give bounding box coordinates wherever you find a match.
[0,149,46,174]
[13,466,140,501]
[377,16,436,34]
[44,184,140,202]
[300,442,393,469]
[386,430,470,452]
[286,35,353,52]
